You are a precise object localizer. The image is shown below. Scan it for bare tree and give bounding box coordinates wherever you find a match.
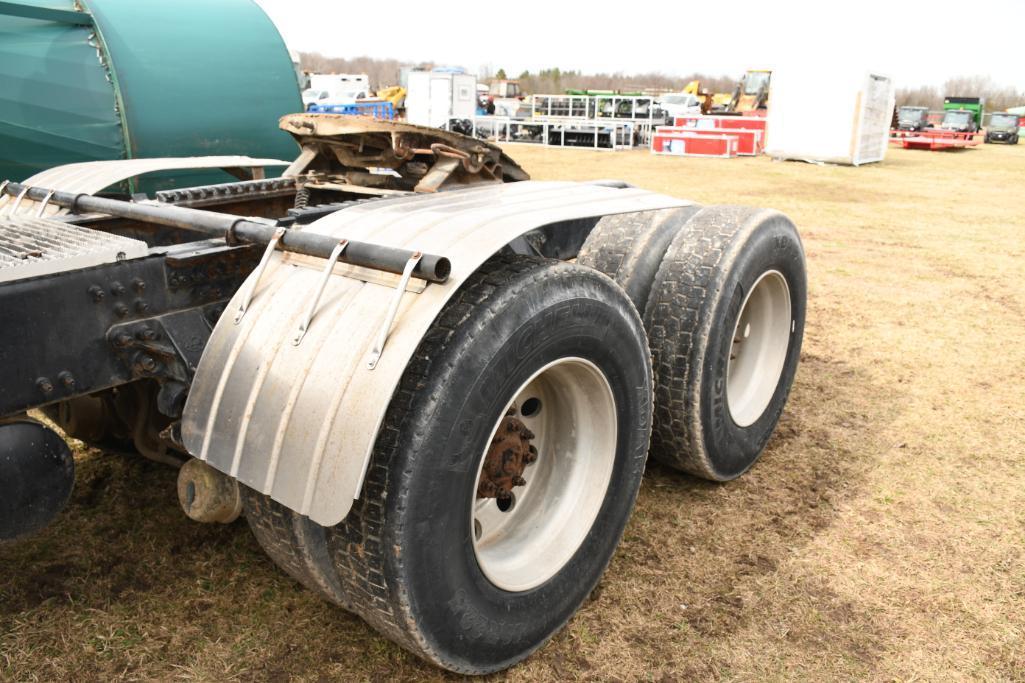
[894,85,942,109]
[299,52,409,92]
[942,75,1025,112]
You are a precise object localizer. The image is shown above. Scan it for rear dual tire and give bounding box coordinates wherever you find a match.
[244,205,807,673]
[244,255,652,674]
[581,205,807,480]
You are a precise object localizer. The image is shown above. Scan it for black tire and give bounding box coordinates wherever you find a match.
[243,254,653,674]
[643,206,806,480]
[576,206,702,314]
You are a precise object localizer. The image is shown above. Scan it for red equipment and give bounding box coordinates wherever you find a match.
[889,129,982,150]
[673,115,768,132]
[656,126,763,155]
[651,129,739,157]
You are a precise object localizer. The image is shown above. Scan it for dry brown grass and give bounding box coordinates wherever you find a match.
[3,142,1024,682]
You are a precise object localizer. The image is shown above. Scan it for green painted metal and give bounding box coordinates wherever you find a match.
[943,97,984,127]
[0,0,301,189]
[0,1,125,181]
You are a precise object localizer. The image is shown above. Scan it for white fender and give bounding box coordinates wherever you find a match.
[181,180,691,526]
[0,157,288,216]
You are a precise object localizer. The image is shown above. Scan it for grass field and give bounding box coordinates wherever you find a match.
[2,142,1023,681]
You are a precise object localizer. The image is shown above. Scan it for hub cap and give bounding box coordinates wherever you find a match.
[727,270,792,427]
[471,358,617,592]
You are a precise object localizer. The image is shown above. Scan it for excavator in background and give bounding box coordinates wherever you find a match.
[684,70,771,115]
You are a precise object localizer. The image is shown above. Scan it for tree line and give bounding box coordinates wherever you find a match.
[300,52,1025,110]
[299,52,737,95]
[895,75,1025,112]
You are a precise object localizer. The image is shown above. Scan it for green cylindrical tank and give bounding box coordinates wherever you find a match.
[0,0,301,188]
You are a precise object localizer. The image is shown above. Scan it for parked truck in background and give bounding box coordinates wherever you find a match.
[941,96,983,133]
[302,73,370,109]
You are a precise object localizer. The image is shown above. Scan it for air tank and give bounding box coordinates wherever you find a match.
[0,0,301,187]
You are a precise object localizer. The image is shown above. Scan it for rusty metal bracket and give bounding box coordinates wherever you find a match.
[278,115,529,194]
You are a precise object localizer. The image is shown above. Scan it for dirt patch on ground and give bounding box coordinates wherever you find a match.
[2,143,1023,681]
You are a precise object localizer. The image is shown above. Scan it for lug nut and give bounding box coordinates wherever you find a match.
[137,328,158,341]
[139,355,157,373]
[114,303,128,317]
[36,377,53,395]
[111,281,125,296]
[88,285,105,302]
[134,299,149,313]
[132,278,146,293]
[58,371,75,390]
[114,332,133,347]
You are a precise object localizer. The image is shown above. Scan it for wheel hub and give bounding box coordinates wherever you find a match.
[471,358,618,592]
[726,270,792,427]
[476,414,537,502]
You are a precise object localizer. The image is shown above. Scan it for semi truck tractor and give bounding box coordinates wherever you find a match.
[0,115,806,674]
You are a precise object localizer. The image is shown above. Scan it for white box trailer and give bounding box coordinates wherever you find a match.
[406,71,478,127]
[765,68,895,165]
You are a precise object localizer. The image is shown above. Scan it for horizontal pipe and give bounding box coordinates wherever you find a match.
[3,182,450,283]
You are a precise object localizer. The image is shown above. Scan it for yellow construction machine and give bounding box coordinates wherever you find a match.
[375,85,406,109]
[684,70,771,114]
[727,69,771,113]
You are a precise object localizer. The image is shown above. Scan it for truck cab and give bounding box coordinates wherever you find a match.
[985,112,1020,144]
[897,105,930,131]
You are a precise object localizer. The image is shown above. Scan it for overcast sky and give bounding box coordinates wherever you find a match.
[256,0,1024,92]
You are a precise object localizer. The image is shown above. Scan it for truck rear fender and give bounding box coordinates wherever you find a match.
[181,180,691,526]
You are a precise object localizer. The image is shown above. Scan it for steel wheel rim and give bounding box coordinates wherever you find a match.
[471,357,617,592]
[726,270,792,427]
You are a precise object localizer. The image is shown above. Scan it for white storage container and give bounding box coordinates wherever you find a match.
[765,67,895,166]
[405,71,478,128]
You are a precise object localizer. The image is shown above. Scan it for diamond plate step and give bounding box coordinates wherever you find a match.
[0,217,148,283]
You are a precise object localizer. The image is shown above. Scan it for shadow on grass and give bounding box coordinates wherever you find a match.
[0,348,901,681]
